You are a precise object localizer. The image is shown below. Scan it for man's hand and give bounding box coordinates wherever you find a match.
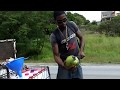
[79,51,85,59]
[68,65,77,71]
[64,61,77,71]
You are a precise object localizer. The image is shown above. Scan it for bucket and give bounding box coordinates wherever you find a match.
[6,57,26,78]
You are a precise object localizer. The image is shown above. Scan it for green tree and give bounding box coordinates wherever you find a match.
[0,11,54,58]
[98,15,120,36]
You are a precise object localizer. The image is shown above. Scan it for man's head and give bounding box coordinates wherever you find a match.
[53,11,68,29]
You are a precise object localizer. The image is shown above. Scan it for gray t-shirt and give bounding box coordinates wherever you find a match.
[50,21,80,61]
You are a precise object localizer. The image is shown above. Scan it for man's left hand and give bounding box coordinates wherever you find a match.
[79,51,85,59]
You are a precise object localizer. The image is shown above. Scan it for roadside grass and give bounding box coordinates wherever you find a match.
[25,38,54,63]
[25,31,120,64]
[81,31,120,64]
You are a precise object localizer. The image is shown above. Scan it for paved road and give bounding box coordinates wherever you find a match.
[25,63,120,79]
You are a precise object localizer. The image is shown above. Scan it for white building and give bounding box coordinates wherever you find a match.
[101,11,120,22]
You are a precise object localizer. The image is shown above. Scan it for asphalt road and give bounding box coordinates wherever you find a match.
[25,63,120,79]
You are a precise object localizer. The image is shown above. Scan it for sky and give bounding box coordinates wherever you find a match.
[70,11,102,22]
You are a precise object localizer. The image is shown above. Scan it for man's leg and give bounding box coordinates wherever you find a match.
[71,64,83,79]
[56,65,70,79]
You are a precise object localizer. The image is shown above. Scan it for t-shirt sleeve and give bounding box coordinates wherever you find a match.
[69,21,80,33]
[50,33,57,46]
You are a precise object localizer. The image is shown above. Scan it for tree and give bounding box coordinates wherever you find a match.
[66,11,87,27]
[91,20,97,25]
[97,15,120,36]
[85,20,90,25]
[0,11,55,58]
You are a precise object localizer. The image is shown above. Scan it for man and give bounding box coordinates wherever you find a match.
[50,11,85,79]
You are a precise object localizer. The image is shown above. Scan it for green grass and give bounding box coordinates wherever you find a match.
[26,31,120,64]
[82,31,120,64]
[25,38,54,63]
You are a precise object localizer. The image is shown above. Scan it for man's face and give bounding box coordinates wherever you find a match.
[56,14,67,29]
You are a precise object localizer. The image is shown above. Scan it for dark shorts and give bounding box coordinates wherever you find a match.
[56,64,83,79]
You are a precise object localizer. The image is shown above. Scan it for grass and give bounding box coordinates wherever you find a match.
[81,31,120,64]
[26,31,120,64]
[25,38,54,63]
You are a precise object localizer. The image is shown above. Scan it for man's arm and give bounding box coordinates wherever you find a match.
[50,33,65,67]
[69,21,85,59]
[52,43,65,67]
[76,30,85,59]
[52,43,75,70]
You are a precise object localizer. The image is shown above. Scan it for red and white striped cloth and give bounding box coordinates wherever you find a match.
[21,68,50,79]
[9,67,50,79]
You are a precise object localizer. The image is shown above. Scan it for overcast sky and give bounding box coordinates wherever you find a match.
[70,11,102,22]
